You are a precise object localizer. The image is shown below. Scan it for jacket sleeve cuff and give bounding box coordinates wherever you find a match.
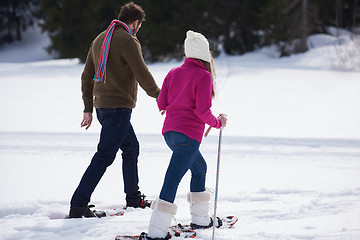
[83,104,93,113]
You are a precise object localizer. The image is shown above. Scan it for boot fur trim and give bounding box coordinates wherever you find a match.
[187,190,211,203]
[151,198,177,215]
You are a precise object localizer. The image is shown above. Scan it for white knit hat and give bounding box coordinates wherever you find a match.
[184,30,211,63]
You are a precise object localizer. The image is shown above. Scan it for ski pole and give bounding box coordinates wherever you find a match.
[212,127,223,240]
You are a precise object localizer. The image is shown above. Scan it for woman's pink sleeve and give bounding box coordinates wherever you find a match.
[194,75,222,129]
[157,77,168,111]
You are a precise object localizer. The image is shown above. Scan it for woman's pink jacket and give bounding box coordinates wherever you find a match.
[157,58,222,143]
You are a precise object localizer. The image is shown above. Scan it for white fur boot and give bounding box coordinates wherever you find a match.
[187,190,212,228]
[147,199,177,239]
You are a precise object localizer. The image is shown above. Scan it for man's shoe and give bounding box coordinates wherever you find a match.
[68,205,97,218]
[126,194,152,209]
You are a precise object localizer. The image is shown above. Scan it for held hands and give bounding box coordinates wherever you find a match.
[81,112,93,130]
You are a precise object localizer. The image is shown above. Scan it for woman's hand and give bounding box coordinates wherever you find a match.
[219,114,227,128]
[204,113,228,137]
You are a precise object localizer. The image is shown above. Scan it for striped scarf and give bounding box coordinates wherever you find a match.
[93,20,135,83]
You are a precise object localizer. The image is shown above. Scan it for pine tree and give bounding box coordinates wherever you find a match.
[38,0,121,62]
[218,0,266,55]
[137,0,217,61]
[137,0,266,60]
[30,0,360,61]
[259,0,320,56]
[0,0,38,45]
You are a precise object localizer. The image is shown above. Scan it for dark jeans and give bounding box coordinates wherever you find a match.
[71,108,141,207]
[159,131,207,203]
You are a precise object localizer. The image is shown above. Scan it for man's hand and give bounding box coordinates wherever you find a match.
[81,112,93,130]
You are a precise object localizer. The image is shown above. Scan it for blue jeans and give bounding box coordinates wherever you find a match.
[71,108,141,207]
[159,131,207,203]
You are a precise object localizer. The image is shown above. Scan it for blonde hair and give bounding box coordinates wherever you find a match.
[198,54,216,98]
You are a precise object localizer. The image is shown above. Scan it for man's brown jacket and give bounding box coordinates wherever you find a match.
[81,25,160,113]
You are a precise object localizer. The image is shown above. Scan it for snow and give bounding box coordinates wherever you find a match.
[0,26,360,240]
[0,25,56,63]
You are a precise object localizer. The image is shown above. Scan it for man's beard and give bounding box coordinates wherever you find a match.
[132,25,140,36]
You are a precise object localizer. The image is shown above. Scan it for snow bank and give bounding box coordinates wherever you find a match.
[0,25,56,62]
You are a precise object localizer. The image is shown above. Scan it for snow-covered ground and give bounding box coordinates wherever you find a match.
[0,26,360,240]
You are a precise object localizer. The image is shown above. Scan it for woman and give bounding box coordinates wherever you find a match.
[146,30,227,240]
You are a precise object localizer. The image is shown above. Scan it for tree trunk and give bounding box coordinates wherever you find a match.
[300,0,308,52]
[353,0,358,30]
[336,0,342,36]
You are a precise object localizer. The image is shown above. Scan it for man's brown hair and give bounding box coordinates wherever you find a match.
[118,2,146,24]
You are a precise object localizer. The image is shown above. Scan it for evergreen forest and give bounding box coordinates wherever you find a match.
[1,0,359,62]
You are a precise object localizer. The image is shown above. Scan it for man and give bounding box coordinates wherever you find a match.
[68,2,160,218]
